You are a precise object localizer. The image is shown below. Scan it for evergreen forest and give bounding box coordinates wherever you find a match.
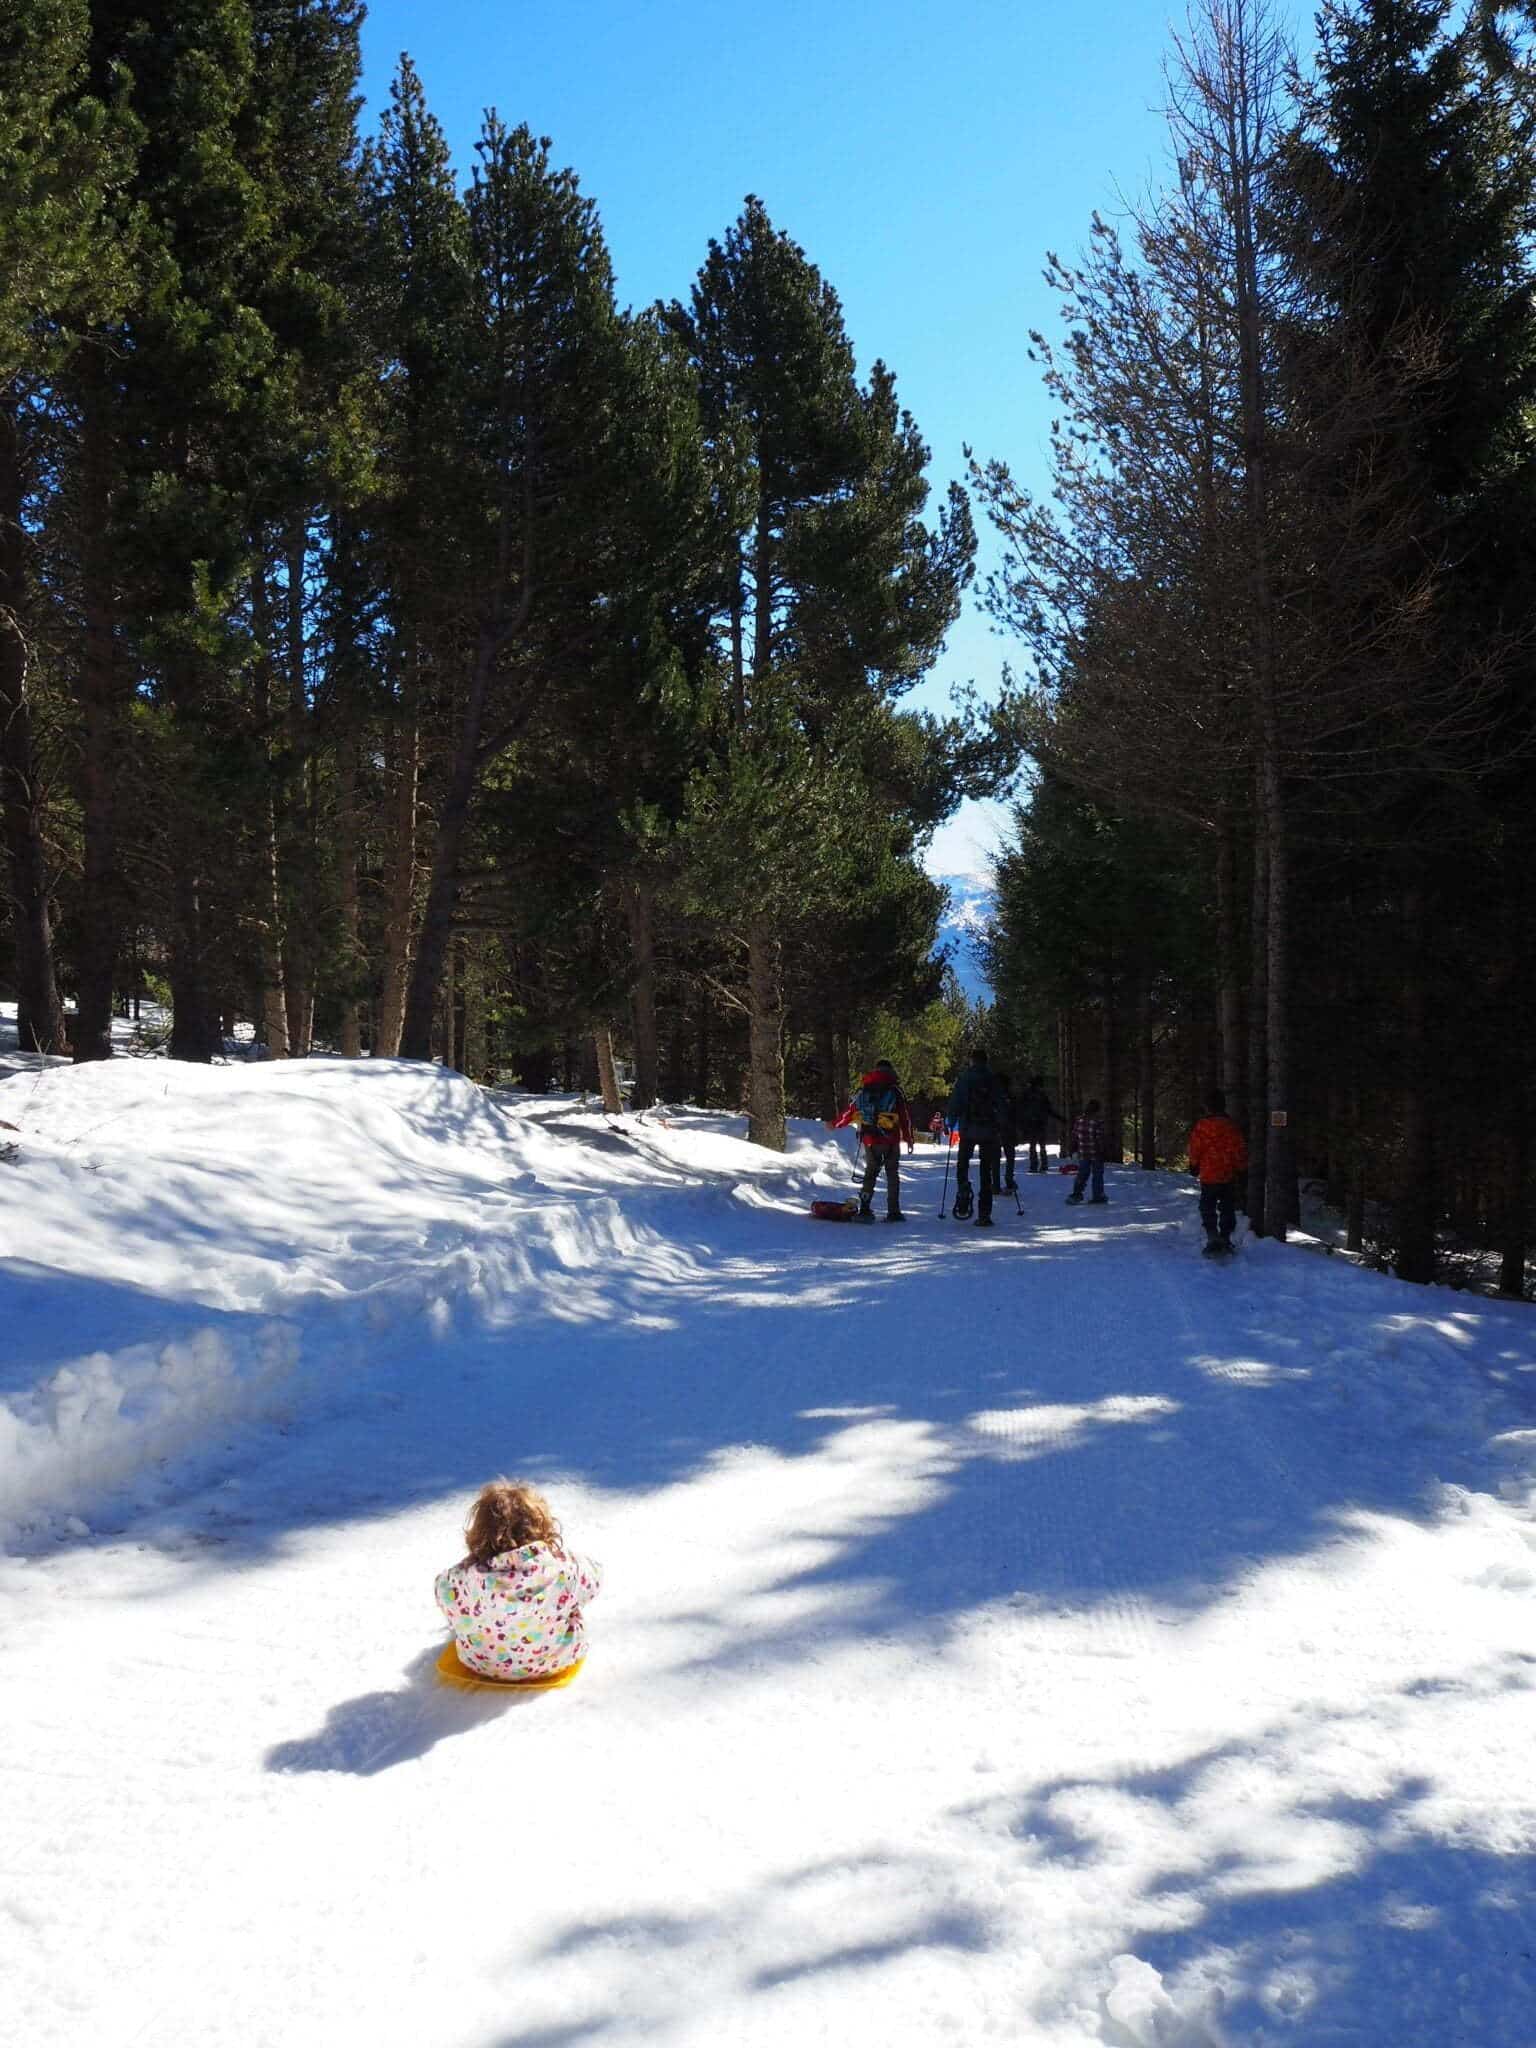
[6,0,1536,1291]
[980,0,1536,1292]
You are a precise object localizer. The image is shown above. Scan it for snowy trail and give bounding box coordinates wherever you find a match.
[3,1069,1535,2047]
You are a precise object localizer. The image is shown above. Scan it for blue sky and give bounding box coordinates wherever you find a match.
[356,0,1311,879]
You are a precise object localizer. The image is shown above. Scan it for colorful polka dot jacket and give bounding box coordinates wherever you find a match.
[435,1541,602,1680]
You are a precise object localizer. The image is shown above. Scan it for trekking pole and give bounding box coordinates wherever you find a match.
[1012,1171,1024,1216]
[939,1131,952,1217]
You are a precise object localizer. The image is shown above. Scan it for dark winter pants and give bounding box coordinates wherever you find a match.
[1001,1139,1017,1187]
[1071,1157,1105,1201]
[957,1138,1000,1220]
[859,1142,901,1213]
[1199,1179,1236,1244]
[1023,1132,1048,1172]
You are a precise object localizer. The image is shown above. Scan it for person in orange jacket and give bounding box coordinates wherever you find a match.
[1188,1089,1248,1255]
[832,1059,915,1221]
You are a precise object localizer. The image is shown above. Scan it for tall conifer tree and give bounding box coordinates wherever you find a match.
[397,118,625,1060]
[670,197,973,1148]
[0,0,134,1054]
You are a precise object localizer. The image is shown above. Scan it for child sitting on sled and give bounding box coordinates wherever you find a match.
[435,1480,601,1682]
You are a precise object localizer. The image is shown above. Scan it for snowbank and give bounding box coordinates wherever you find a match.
[0,1056,849,1544]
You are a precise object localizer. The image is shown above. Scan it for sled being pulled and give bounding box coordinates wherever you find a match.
[810,1198,860,1221]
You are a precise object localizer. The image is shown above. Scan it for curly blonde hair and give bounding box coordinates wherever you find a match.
[461,1479,561,1569]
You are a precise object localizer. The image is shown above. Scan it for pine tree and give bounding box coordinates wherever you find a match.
[357,56,472,1056]
[241,0,367,1059]
[0,0,135,1055]
[670,197,974,1148]
[396,117,623,1062]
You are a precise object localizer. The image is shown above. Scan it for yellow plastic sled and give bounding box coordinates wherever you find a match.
[435,1641,585,1694]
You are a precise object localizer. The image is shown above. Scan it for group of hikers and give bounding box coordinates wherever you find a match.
[832,1048,1249,1254]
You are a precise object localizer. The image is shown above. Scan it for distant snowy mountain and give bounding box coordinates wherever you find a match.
[936,873,995,1000]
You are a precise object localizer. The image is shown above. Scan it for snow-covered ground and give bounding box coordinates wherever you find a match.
[2,1054,1534,2048]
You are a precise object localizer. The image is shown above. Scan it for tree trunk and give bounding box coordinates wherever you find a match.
[746,921,787,1150]
[1211,15,1284,1239]
[336,730,363,1057]
[402,628,497,1060]
[261,771,291,1057]
[1245,816,1269,1233]
[625,879,659,1110]
[168,870,222,1062]
[1498,1073,1527,1296]
[281,522,313,1058]
[284,974,313,1058]
[1137,977,1157,1170]
[1215,815,1244,1123]
[662,1002,689,1104]
[463,944,487,1081]
[814,1017,840,1122]
[248,559,291,1056]
[595,1024,623,1115]
[1394,883,1437,1283]
[1347,1169,1366,1255]
[694,988,711,1106]
[519,1044,555,1092]
[576,1032,598,1096]
[1260,750,1291,1242]
[72,355,123,1063]
[440,936,458,1070]
[1101,974,1123,1162]
[0,401,68,1058]
[376,715,419,1057]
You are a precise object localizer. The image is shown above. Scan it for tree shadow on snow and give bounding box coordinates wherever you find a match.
[952,1653,1536,2045]
[481,1848,995,2047]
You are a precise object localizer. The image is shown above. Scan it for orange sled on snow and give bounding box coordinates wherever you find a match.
[810,1198,860,1220]
[435,1641,585,1693]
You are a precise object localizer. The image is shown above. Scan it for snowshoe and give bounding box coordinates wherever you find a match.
[952,1188,973,1219]
[974,1214,996,1228]
[1065,1192,1083,1205]
[884,1209,906,1223]
[856,1204,876,1224]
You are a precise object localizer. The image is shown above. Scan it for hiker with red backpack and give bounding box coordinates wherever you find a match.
[832,1059,914,1222]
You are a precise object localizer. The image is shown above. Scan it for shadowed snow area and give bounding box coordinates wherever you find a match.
[2,1056,1534,2047]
